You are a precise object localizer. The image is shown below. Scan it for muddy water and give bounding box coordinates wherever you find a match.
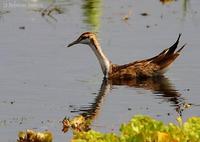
[0,0,200,141]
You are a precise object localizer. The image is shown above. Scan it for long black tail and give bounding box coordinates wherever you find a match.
[166,33,182,56]
[177,43,186,53]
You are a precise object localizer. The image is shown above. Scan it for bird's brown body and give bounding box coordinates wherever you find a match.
[109,61,160,80]
[67,32,185,80]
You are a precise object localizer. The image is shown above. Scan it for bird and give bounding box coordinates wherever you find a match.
[67,32,186,80]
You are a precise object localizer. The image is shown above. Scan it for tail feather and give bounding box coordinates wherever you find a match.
[166,33,182,56]
[158,37,186,72]
[176,43,186,53]
[146,33,185,69]
[152,34,186,70]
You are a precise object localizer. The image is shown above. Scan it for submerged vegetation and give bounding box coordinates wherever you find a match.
[72,115,200,142]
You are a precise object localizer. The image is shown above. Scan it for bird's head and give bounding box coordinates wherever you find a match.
[67,32,97,47]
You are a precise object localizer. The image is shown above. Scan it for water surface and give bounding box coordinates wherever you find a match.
[0,0,200,141]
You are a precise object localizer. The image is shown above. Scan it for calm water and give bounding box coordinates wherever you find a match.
[0,0,200,141]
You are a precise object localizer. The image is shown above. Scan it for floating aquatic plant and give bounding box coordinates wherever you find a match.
[72,115,200,142]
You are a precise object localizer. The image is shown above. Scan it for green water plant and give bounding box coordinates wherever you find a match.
[72,115,200,142]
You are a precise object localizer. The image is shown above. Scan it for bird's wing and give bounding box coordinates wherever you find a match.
[112,34,186,75]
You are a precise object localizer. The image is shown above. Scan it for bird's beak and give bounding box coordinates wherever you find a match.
[67,40,79,47]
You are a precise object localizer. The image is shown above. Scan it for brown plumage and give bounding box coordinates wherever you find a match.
[67,32,186,80]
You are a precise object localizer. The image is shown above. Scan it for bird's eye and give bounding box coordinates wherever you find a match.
[79,36,87,41]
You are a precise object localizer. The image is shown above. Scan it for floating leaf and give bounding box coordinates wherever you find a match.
[156,131,170,142]
[176,116,183,126]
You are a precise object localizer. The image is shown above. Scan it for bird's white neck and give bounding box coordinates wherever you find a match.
[88,39,110,77]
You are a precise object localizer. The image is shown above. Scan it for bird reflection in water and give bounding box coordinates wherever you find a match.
[62,76,189,132]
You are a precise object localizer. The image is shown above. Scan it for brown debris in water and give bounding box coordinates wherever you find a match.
[140,12,149,16]
[160,0,175,5]
[32,4,64,17]
[0,10,10,15]
[17,129,53,142]
[122,10,132,21]
[41,5,64,17]
[62,115,91,133]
